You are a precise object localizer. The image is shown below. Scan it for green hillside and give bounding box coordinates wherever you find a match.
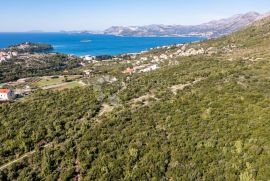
[1,17,270,180]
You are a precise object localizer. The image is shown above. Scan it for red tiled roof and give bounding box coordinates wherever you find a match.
[0,89,11,93]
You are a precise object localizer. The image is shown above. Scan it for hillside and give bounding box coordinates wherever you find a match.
[1,16,270,180]
[104,12,267,38]
[0,51,82,83]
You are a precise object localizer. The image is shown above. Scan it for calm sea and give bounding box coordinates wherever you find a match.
[0,33,205,56]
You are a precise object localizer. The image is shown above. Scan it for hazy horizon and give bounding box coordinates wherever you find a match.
[1,0,270,32]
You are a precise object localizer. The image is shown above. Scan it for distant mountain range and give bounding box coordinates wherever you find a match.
[103,12,270,38]
[60,30,104,34]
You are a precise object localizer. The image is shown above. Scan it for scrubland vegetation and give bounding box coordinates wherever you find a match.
[1,17,270,180]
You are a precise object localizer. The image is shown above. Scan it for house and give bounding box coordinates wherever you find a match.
[82,55,96,62]
[123,67,134,74]
[0,89,15,101]
[12,52,18,56]
[139,64,160,73]
[0,57,5,62]
[79,62,86,67]
[160,54,168,60]
[140,57,148,61]
[83,70,92,77]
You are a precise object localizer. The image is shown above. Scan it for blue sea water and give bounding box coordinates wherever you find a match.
[0,33,206,56]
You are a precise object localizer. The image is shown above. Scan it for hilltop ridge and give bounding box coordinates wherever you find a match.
[104,12,269,38]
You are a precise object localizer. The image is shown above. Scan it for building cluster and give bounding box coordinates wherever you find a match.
[119,42,236,75]
[0,51,18,62]
[123,64,160,74]
[8,42,45,52]
[81,55,97,63]
[14,42,32,50]
[70,42,235,80]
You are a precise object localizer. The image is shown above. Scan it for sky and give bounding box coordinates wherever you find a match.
[1,0,270,32]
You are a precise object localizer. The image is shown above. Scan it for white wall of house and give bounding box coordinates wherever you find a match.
[0,91,15,101]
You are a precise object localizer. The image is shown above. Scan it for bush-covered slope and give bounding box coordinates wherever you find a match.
[1,17,270,180]
[0,54,82,83]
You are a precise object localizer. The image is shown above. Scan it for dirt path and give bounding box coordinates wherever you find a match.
[74,159,81,181]
[0,143,52,171]
[130,93,158,107]
[42,82,72,90]
[94,81,127,123]
[171,78,205,95]
[78,80,87,86]
[74,154,81,181]
[98,103,115,117]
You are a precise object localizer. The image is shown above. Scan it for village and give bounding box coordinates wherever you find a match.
[0,40,231,103]
[80,42,227,74]
[0,51,18,62]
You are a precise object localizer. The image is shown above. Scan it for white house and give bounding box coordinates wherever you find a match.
[12,52,18,56]
[83,70,92,76]
[83,56,95,61]
[160,54,168,60]
[139,64,160,73]
[140,57,148,61]
[0,89,15,101]
[0,57,5,62]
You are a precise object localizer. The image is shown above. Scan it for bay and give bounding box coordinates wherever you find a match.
[0,33,205,56]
